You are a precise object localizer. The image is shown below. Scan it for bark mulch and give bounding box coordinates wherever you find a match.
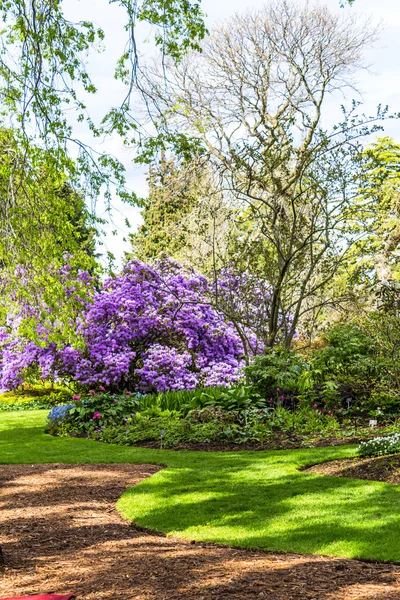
[1,464,400,600]
[305,454,400,485]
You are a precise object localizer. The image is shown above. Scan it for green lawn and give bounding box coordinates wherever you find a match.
[1,410,400,562]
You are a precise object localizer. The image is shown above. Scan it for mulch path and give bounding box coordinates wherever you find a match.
[306,454,400,485]
[1,464,400,600]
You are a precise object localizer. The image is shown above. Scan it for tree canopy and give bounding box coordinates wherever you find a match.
[137,0,388,347]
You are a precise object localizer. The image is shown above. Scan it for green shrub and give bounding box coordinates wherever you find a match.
[186,405,238,424]
[308,324,378,403]
[0,388,74,412]
[245,349,309,399]
[138,386,226,413]
[48,393,141,435]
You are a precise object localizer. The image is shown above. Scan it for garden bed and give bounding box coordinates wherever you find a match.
[133,434,363,452]
[305,454,400,484]
[2,463,400,600]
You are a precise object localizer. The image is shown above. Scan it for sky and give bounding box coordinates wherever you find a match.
[65,0,400,267]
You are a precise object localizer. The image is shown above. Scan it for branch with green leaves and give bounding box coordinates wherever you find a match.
[0,0,207,209]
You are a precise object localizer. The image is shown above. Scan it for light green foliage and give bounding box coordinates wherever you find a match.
[139,387,227,412]
[0,129,102,342]
[350,137,400,284]
[0,130,98,266]
[0,388,72,411]
[135,0,206,61]
[0,0,206,206]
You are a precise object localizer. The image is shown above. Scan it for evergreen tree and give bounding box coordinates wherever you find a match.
[129,158,208,262]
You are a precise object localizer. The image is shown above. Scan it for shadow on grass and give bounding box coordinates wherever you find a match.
[2,411,400,563]
[120,454,400,562]
[1,463,400,600]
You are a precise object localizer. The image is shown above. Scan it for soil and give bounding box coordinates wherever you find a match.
[2,465,400,599]
[305,454,400,485]
[134,435,363,452]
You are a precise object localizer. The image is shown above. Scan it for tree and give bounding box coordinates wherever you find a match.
[128,156,209,261]
[0,130,99,269]
[139,0,387,348]
[351,137,400,284]
[0,0,207,228]
[0,130,101,339]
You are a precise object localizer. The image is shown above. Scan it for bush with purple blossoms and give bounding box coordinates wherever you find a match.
[1,258,249,393]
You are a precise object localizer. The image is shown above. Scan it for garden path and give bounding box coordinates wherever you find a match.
[1,464,400,600]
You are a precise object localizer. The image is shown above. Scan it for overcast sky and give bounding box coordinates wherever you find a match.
[66,0,400,266]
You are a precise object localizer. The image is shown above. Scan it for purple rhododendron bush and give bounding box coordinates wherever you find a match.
[0,258,249,393]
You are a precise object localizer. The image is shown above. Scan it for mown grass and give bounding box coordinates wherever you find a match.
[1,410,400,562]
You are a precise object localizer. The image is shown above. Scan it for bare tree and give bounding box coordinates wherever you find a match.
[138,0,388,348]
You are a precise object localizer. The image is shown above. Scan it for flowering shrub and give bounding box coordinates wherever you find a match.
[358,433,400,457]
[215,267,291,353]
[1,258,249,393]
[135,344,199,391]
[72,258,246,390]
[48,393,142,433]
[48,404,76,426]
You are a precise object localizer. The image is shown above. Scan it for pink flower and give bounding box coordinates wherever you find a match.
[89,390,96,396]
[125,391,132,395]
[93,412,102,419]
[73,395,81,401]
[276,388,281,392]
[313,404,318,409]
[99,385,105,392]
[113,399,118,403]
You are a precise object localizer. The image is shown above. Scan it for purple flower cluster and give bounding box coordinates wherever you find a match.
[0,258,248,393]
[215,267,293,349]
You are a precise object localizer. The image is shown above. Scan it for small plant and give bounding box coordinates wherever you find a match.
[47,391,142,435]
[217,385,264,411]
[358,433,400,457]
[47,404,76,433]
[186,405,238,424]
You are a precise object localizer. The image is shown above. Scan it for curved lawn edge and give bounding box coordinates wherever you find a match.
[2,410,400,563]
